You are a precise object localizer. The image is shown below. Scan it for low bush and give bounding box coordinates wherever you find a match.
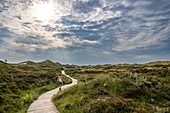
[0,60,71,113]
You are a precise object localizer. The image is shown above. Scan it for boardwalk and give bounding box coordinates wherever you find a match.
[27,70,77,113]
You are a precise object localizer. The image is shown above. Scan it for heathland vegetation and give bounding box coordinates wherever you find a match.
[0,60,169,113]
[0,60,71,113]
[53,61,170,113]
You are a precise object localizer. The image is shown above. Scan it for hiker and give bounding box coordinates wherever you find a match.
[57,74,63,91]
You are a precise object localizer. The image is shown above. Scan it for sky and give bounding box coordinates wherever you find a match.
[0,0,170,65]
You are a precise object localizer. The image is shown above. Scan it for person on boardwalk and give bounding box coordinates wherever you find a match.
[57,73,63,91]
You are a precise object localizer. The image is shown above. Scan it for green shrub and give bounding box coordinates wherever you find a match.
[23,93,33,104]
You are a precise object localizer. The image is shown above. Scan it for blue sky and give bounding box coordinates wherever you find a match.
[0,0,170,65]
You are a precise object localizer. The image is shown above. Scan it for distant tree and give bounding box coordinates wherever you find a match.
[5,59,7,63]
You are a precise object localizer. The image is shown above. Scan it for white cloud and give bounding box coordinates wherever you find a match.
[8,36,70,52]
[64,37,99,45]
[0,0,103,52]
[112,33,146,52]
[0,44,26,58]
[0,0,169,56]
[112,21,170,52]
[102,51,112,55]
[0,46,7,53]
[82,40,99,44]
[133,1,152,7]
[44,37,71,49]
[84,8,122,22]
[134,54,153,59]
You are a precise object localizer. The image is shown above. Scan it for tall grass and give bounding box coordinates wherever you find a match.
[53,62,170,113]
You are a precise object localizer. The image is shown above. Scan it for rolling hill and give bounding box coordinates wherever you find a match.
[0,60,170,113]
[53,61,170,113]
[0,60,71,113]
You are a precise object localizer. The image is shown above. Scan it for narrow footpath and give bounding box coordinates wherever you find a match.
[27,70,77,113]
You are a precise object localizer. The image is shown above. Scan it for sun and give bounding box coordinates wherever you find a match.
[32,1,55,21]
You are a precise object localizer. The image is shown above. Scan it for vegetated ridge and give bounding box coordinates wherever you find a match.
[0,60,169,113]
[53,61,170,113]
[0,60,71,113]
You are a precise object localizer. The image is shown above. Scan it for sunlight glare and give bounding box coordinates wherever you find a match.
[33,2,55,21]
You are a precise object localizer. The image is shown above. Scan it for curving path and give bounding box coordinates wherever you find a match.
[27,70,77,113]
